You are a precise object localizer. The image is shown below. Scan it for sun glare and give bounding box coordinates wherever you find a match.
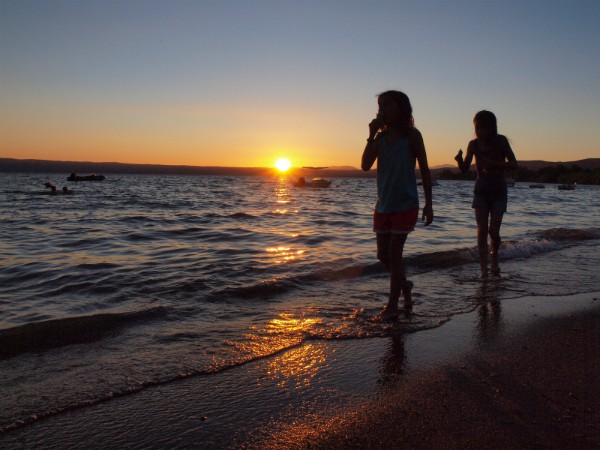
[275,158,292,173]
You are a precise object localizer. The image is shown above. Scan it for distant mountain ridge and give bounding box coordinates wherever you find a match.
[1,157,599,177]
[506,159,600,170]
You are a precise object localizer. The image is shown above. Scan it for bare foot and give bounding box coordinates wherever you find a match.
[380,305,399,322]
[490,253,500,276]
[490,262,500,277]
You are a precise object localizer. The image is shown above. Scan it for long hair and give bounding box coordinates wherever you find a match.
[474,110,498,136]
[377,90,414,129]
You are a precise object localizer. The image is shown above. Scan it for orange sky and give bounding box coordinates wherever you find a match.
[1,2,598,169]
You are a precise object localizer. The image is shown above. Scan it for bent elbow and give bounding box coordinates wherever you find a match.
[361,160,373,171]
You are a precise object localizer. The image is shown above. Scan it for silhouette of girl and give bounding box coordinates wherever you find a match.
[362,90,434,320]
[455,110,518,278]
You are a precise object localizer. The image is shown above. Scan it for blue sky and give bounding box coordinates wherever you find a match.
[1,0,598,168]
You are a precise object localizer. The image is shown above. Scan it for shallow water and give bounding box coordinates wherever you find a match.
[1,172,599,438]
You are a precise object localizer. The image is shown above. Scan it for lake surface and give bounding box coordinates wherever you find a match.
[1,173,599,444]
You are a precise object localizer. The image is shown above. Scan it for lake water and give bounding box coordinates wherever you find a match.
[1,172,599,444]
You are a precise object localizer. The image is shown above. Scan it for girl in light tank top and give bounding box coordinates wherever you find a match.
[361,90,434,321]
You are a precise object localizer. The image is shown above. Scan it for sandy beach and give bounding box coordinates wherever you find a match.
[247,295,600,449]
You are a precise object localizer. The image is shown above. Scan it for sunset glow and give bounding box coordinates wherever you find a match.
[275,158,292,173]
[1,2,598,167]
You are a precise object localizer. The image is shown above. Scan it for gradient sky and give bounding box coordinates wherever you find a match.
[1,0,598,169]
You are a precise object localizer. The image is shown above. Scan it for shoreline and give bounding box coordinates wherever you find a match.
[1,292,599,448]
[246,292,600,449]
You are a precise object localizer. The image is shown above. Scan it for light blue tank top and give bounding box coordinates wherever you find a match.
[375,134,418,213]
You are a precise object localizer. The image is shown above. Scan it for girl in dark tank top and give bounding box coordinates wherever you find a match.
[455,110,518,278]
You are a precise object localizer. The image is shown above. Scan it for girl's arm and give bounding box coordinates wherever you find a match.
[361,138,378,171]
[455,140,475,174]
[361,117,383,171]
[411,129,433,226]
[501,135,518,170]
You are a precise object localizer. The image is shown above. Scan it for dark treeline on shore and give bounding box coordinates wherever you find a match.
[438,162,600,185]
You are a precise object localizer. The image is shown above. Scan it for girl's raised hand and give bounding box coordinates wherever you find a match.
[454,149,463,162]
[369,114,384,136]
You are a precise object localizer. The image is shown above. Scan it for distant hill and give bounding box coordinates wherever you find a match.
[0,158,373,178]
[435,159,600,172]
[432,158,600,177]
[0,158,274,177]
[435,158,600,184]
[1,157,599,178]
[513,159,600,171]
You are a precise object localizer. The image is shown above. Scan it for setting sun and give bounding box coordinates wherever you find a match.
[275,158,292,172]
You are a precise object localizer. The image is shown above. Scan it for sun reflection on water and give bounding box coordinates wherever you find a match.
[230,313,327,388]
[274,178,291,204]
[267,343,327,388]
[264,314,326,387]
[265,313,321,333]
[272,178,294,214]
[264,178,304,261]
[265,246,305,263]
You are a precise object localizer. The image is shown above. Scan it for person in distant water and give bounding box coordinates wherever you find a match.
[455,110,518,279]
[62,186,73,194]
[44,182,57,194]
[362,90,434,321]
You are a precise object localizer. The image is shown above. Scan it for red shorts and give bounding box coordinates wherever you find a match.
[373,208,419,234]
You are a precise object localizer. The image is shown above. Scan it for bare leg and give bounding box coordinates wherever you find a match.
[390,233,410,306]
[377,233,397,320]
[489,210,504,275]
[376,232,391,271]
[378,233,411,320]
[475,208,490,279]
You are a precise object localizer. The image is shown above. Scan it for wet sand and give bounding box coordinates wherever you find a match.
[250,298,600,449]
[1,293,599,449]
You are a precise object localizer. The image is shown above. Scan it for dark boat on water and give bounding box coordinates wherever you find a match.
[67,172,105,181]
[293,167,332,188]
[293,177,332,188]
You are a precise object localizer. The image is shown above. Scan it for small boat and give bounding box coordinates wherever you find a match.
[67,172,105,181]
[557,184,575,190]
[293,167,332,188]
[294,177,331,188]
[529,183,545,188]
